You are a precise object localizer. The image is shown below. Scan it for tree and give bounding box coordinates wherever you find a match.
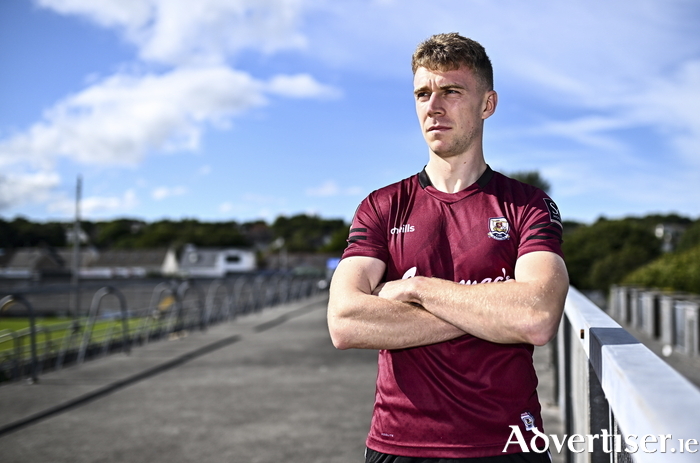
[320,227,351,253]
[0,217,66,248]
[507,171,551,194]
[623,244,700,293]
[676,220,700,252]
[562,218,662,291]
[272,214,347,253]
[93,219,145,248]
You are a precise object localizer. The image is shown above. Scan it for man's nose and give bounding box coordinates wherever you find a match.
[427,94,444,116]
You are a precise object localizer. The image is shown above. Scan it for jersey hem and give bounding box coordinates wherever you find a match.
[366,436,523,459]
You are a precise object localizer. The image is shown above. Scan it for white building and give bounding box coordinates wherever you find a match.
[178,244,256,277]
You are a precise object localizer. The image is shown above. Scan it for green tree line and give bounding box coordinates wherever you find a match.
[4,212,698,292]
[563,215,700,293]
[1,168,698,293]
[0,172,547,255]
[0,215,351,254]
[621,220,700,293]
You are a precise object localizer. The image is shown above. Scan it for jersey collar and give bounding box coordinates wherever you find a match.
[418,164,494,191]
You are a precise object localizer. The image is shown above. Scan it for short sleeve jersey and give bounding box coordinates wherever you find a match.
[342,166,564,459]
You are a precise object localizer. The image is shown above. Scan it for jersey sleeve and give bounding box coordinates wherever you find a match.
[341,193,390,264]
[517,191,565,260]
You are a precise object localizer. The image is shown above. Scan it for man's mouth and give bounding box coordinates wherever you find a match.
[428,125,450,132]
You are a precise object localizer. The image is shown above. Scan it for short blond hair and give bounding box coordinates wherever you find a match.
[411,33,493,91]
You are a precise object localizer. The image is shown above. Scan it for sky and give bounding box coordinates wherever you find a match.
[0,0,699,226]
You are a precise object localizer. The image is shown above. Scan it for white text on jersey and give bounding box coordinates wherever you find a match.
[390,224,415,235]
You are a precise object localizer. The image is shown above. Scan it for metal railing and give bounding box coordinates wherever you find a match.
[557,287,700,462]
[0,274,323,384]
[608,285,700,357]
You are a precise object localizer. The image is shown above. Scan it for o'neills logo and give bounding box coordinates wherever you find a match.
[391,223,415,235]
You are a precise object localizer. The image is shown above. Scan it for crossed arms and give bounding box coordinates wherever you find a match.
[327,251,569,350]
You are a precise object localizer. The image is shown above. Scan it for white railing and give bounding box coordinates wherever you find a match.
[557,287,700,463]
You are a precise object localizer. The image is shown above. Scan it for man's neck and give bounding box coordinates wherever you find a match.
[424,152,488,193]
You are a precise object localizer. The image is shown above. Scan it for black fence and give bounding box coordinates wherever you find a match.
[0,274,324,384]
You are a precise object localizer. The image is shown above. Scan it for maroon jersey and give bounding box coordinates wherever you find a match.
[342,166,564,458]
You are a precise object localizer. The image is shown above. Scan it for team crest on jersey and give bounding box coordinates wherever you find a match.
[520,412,535,431]
[488,217,510,241]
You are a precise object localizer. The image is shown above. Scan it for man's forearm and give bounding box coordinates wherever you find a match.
[374,253,568,346]
[327,291,466,350]
[409,277,559,345]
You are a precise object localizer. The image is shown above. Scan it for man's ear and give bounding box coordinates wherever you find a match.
[482,90,498,120]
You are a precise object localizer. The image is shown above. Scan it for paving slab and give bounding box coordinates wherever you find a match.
[0,293,563,463]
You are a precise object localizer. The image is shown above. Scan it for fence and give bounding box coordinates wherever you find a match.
[0,274,322,384]
[608,285,700,357]
[557,287,700,463]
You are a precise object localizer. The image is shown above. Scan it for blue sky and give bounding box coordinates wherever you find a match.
[1,0,699,225]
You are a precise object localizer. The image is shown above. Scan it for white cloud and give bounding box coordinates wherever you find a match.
[306,180,363,197]
[46,189,139,217]
[0,65,339,170]
[0,172,61,210]
[521,58,700,166]
[219,201,234,213]
[345,186,364,196]
[306,180,339,197]
[268,74,341,99]
[36,0,309,66]
[302,0,700,163]
[528,116,631,153]
[152,185,188,200]
[490,2,700,163]
[621,60,700,164]
[35,0,152,28]
[0,0,339,213]
[0,66,266,168]
[11,0,699,222]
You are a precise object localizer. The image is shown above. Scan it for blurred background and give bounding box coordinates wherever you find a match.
[1,0,699,292]
[1,4,699,460]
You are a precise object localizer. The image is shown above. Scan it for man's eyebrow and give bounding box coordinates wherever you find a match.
[439,83,466,91]
[413,85,430,96]
[413,83,466,96]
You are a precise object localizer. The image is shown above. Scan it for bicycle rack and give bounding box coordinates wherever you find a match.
[252,275,267,312]
[232,276,251,315]
[1,274,324,383]
[55,319,81,371]
[139,281,178,344]
[0,294,39,383]
[77,286,131,365]
[205,280,232,325]
[176,280,205,332]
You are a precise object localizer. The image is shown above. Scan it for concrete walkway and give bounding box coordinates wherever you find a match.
[0,294,563,463]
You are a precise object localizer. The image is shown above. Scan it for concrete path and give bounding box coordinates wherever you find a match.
[0,294,563,463]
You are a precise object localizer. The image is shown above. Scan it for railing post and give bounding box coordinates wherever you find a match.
[232,275,249,315]
[562,287,700,463]
[660,293,676,348]
[677,299,700,356]
[0,294,39,384]
[589,362,611,463]
[557,316,574,463]
[176,280,205,331]
[205,279,230,325]
[77,286,131,365]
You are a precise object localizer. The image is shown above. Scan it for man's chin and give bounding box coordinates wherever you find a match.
[429,147,461,159]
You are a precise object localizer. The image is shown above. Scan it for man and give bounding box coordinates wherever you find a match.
[327,33,568,463]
